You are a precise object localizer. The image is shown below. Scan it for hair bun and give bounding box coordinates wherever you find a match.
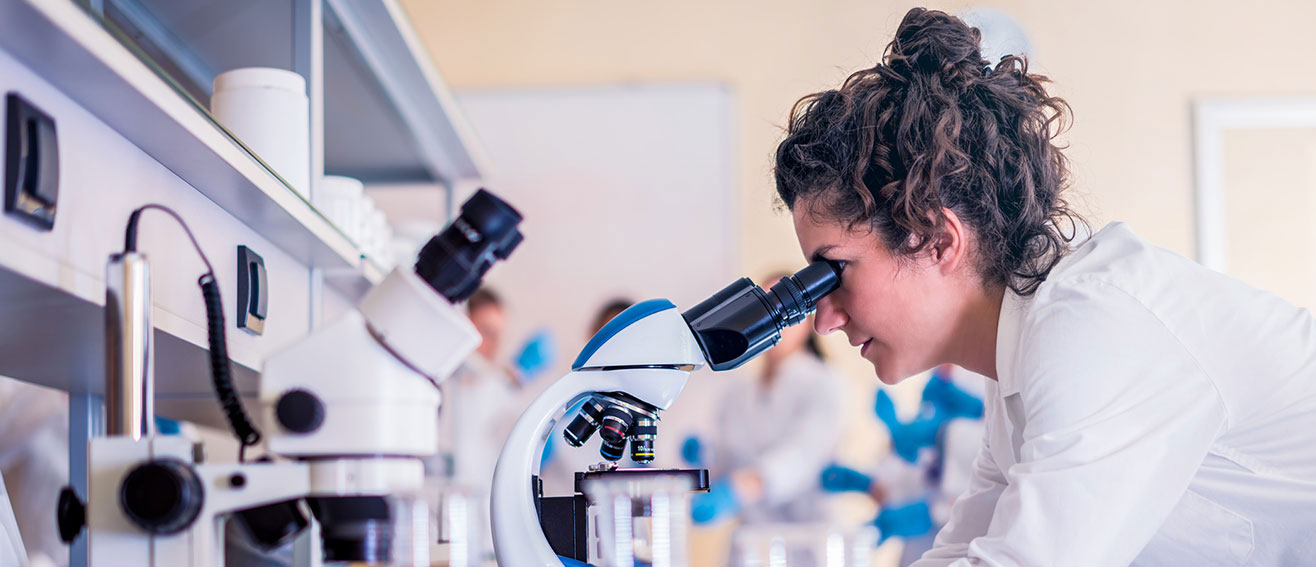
[886,8,987,87]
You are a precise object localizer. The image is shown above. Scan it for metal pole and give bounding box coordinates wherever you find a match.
[104,252,154,439]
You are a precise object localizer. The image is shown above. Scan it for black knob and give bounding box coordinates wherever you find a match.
[56,486,85,543]
[276,389,325,434]
[120,459,204,535]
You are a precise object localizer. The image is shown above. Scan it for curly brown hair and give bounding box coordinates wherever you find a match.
[774,7,1084,295]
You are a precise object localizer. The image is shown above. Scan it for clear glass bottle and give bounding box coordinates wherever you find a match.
[581,474,694,567]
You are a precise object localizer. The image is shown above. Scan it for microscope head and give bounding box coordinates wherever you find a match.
[357,189,525,381]
[265,189,525,458]
[558,261,843,464]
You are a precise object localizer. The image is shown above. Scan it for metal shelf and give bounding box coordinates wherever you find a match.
[0,0,385,298]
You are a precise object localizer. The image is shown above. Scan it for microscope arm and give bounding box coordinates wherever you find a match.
[491,368,692,566]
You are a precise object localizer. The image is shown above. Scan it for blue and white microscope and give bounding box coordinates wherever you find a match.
[490,261,842,566]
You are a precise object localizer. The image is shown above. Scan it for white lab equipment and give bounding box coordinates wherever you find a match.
[63,190,523,567]
[731,523,878,567]
[490,261,843,566]
[581,472,694,567]
[914,222,1316,566]
[209,68,311,198]
[434,485,485,567]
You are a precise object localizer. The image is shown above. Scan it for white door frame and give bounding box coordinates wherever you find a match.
[1193,97,1316,272]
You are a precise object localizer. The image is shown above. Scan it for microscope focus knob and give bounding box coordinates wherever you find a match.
[276,389,325,433]
[120,459,204,535]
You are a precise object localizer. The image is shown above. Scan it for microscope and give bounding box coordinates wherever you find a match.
[60,189,523,566]
[490,260,842,566]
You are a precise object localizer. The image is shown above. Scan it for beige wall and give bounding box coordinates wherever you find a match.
[397,1,1316,562]
[402,0,1316,257]
[399,0,1316,366]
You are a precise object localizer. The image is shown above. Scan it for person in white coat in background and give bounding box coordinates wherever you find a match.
[775,8,1316,565]
[433,288,524,554]
[538,298,642,496]
[686,273,846,527]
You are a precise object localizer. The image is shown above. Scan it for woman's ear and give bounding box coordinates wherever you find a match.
[932,208,968,272]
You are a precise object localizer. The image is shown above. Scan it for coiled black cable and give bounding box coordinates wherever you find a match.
[124,204,263,460]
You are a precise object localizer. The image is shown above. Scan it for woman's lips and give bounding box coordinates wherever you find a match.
[860,339,873,357]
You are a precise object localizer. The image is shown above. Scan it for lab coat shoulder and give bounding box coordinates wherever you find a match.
[1010,223,1230,428]
[947,225,1233,566]
[1028,221,1316,427]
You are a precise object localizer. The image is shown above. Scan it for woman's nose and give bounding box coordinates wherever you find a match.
[813,294,847,335]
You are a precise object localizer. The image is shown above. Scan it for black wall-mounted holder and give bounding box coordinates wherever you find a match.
[4,92,59,230]
[237,245,268,335]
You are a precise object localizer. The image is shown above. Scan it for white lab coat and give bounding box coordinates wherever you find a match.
[433,354,522,551]
[712,351,845,524]
[915,222,1316,567]
[0,472,26,566]
[0,377,67,567]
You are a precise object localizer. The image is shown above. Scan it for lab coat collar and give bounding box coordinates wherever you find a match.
[995,288,1026,397]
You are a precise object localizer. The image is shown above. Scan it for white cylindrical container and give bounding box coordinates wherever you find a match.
[315,175,365,244]
[367,209,391,266]
[356,195,377,254]
[211,67,311,198]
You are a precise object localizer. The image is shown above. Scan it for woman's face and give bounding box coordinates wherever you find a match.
[792,206,964,384]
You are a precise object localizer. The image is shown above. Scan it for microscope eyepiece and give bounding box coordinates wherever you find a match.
[682,260,842,371]
[414,189,524,303]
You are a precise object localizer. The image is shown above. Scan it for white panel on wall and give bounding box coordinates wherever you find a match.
[455,84,737,368]
[1220,127,1316,310]
[453,85,737,493]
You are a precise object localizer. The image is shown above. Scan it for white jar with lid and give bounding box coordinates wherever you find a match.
[210,67,310,198]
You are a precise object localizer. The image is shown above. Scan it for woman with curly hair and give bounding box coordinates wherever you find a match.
[776,7,1316,566]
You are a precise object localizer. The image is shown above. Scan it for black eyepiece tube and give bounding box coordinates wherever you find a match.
[682,261,842,371]
[414,189,524,303]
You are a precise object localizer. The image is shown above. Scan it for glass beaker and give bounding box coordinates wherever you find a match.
[731,523,878,567]
[581,473,694,567]
[319,485,481,567]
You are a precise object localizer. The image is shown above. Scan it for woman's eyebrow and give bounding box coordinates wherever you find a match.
[809,244,838,263]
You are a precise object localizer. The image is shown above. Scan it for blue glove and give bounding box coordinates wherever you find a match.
[690,479,740,525]
[875,499,934,543]
[681,436,704,467]
[875,390,941,463]
[514,329,557,384]
[154,417,182,435]
[922,372,984,420]
[820,464,873,493]
[540,433,556,469]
